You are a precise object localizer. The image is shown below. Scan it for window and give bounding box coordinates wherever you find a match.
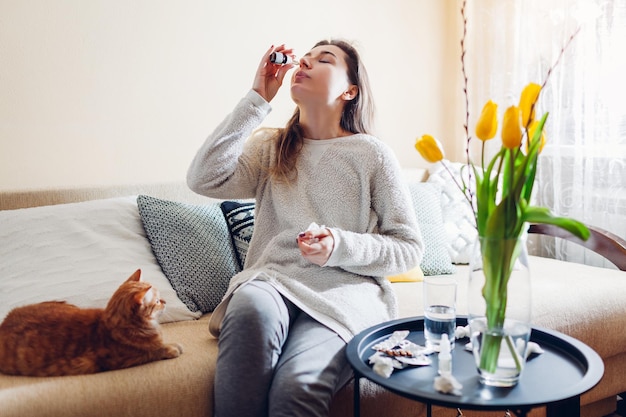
[463,0,626,268]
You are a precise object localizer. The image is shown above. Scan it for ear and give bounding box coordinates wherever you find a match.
[133,287,152,305]
[342,85,358,101]
[127,269,142,283]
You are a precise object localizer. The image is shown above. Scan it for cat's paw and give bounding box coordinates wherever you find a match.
[163,343,183,359]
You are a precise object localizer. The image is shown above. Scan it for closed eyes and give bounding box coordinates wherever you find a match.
[303,50,337,65]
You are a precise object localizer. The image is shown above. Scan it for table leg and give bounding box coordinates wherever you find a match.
[353,375,361,417]
[546,396,580,417]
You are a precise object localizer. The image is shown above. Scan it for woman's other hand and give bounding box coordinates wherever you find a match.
[252,44,296,103]
[296,228,334,267]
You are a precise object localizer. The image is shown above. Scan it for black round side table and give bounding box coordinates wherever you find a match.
[346,316,604,417]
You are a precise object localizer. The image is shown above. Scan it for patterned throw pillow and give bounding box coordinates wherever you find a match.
[137,195,239,313]
[426,160,477,264]
[220,200,255,269]
[407,182,456,275]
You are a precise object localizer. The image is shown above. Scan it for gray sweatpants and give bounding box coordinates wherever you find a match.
[213,280,353,417]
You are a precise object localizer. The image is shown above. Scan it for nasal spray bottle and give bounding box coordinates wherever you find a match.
[269,51,296,65]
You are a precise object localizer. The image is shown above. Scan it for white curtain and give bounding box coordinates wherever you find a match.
[465,0,626,268]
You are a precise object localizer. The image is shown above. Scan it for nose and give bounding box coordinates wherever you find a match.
[299,56,311,68]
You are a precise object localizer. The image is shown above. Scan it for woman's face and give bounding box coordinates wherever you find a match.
[290,44,356,107]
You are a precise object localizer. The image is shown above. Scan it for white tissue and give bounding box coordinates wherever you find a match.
[434,374,463,396]
[526,341,545,357]
[368,353,397,378]
[455,325,470,339]
[368,352,408,377]
[300,222,326,243]
[305,222,326,233]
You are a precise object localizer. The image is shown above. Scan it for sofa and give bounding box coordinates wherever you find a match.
[1,168,625,417]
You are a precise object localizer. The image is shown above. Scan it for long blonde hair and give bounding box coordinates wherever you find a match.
[268,39,375,183]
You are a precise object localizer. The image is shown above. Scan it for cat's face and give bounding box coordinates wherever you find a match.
[138,285,166,321]
[106,269,166,322]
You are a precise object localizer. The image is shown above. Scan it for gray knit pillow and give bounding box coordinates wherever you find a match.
[137,195,239,313]
[407,183,456,275]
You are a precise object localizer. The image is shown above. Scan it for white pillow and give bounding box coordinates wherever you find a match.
[427,161,477,264]
[0,197,202,323]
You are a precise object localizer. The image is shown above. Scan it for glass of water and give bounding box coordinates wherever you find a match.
[423,277,457,351]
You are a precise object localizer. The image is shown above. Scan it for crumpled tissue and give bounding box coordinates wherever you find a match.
[434,373,463,396]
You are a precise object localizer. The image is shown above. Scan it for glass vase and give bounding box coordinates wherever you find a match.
[468,236,532,387]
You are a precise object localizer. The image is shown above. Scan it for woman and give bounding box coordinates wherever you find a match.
[187,40,423,417]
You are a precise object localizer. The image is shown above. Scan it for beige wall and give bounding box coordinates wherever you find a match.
[0,0,462,190]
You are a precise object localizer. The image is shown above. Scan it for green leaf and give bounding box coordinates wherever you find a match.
[522,205,591,240]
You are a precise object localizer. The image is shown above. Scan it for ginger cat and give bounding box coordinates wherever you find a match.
[0,269,182,376]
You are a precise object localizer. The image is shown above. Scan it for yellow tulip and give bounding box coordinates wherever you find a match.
[519,83,541,127]
[415,134,445,163]
[475,100,498,141]
[528,120,547,153]
[501,106,522,149]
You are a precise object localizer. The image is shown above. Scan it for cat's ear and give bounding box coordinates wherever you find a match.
[133,288,149,305]
[126,269,142,283]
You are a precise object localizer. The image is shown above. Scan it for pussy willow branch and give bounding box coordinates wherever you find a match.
[525,26,581,131]
[461,0,470,165]
[461,0,470,168]
[540,26,581,92]
[460,0,476,220]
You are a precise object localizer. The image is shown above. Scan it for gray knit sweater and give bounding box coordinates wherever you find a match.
[187,90,423,342]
